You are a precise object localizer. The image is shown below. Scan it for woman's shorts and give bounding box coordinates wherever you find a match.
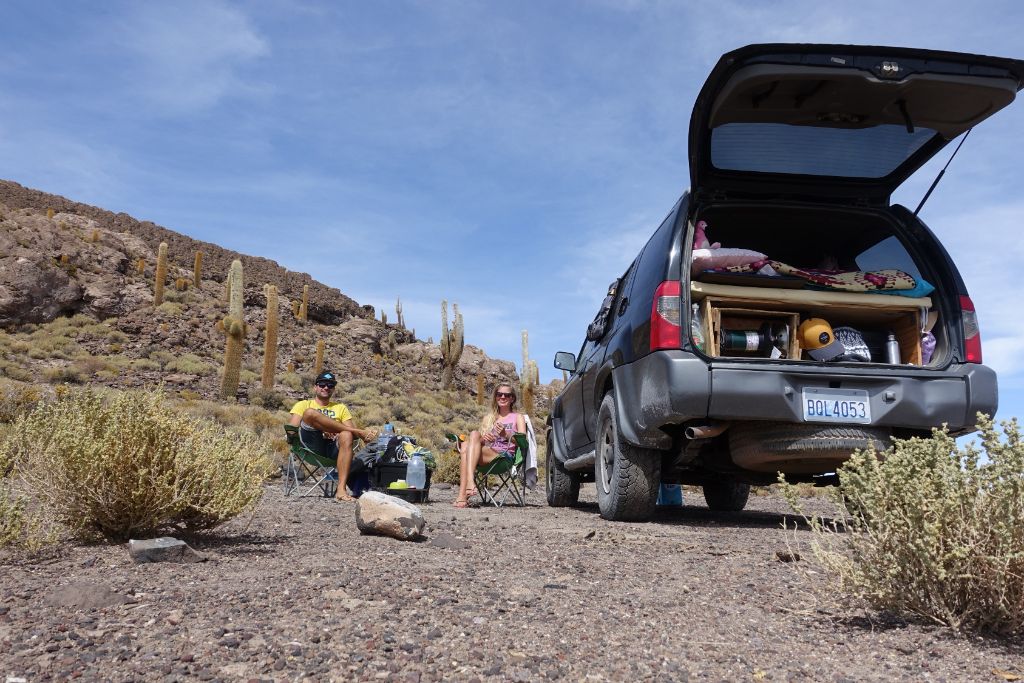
[299,424,339,460]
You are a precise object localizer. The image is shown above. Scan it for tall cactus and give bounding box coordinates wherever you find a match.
[220,259,247,399]
[314,339,325,376]
[476,372,485,405]
[193,251,203,288]
[298,285,309,321]
[396,297,405,328]
[386,330,397,358]
[262,285,278,390]
[382,311,388,325]
[153,242,168,306]
[136,258,145,275]
[440,300,464,390]
[521,330,529,380]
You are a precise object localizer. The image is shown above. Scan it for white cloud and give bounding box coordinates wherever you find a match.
[109,1,269,112]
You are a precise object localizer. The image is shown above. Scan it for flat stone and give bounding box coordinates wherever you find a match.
[428,531,470,550]
[128,537,208,564]
[44,582,129,611]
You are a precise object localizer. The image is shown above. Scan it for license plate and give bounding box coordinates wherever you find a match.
[801,388,871,424]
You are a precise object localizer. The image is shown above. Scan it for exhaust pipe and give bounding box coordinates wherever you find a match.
[685,423,728,440]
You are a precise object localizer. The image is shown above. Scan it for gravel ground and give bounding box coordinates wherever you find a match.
[2,483,1022,682]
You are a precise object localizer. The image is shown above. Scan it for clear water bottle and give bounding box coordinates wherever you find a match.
[378,422,395,448]
[407,451,426,490]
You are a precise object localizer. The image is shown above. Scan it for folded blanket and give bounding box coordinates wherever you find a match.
[722,260,916,293]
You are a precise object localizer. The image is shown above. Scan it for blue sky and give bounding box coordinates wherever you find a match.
[2,1,1024,421]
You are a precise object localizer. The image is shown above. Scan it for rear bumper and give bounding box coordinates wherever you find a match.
[612,351,998,447]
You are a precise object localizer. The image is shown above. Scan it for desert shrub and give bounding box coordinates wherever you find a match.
[783,414,1024,635]
[0,387,274,541]
[164,353,214,375]
[280,372,304,392]
[43,365,87,384]
[0,384,43,424]
[156,302,184,316]
[240,369,258,385]
[433,445,461,484]
[0,361,32,382]
[250,388,287,411]
[129,358,161,372]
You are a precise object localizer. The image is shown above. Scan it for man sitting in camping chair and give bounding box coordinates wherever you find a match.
[288,371,378,501]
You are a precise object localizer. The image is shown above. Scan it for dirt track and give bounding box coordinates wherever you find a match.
[2,483,1021,682]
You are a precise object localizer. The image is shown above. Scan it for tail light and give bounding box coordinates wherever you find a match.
[650,280,681,350]
[960,295,983,364]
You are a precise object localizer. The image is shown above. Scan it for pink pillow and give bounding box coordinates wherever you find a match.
[691,248,766,275]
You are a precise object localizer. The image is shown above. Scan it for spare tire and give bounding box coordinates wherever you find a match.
[728,421,891,474]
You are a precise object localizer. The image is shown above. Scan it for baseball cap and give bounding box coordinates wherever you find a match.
[798,318,845,361]
[314,371,337,386]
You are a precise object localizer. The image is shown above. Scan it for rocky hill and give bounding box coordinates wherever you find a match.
[0,180,530,407]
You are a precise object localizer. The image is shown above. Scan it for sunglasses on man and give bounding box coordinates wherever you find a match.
[315,382,336,389]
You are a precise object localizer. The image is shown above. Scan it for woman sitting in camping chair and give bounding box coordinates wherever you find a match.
[455,383,526,508]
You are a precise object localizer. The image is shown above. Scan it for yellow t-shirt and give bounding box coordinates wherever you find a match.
[290,399,352,424]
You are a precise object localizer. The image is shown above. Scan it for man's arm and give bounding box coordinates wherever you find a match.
[289,413,302,427]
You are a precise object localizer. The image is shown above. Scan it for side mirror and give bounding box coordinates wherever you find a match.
[554,351,577,373]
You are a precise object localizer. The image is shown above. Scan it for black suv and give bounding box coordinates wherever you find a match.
[546,44,1022,521]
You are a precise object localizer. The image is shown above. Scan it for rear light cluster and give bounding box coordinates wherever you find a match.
[959,295,983,364]
[650,280,681,351]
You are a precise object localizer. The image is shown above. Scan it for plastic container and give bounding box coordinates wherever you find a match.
[407,452,426,490]
[378,422,395,447]
[656,483,684,507]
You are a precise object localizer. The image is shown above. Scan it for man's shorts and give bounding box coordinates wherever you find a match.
[299,424,339,461]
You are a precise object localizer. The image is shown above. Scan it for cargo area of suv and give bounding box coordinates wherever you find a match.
[546,43,1024,522]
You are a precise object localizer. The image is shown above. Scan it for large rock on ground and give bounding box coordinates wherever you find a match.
[355,492,425,541]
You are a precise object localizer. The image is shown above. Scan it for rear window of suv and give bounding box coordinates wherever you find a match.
[711,123,936,178]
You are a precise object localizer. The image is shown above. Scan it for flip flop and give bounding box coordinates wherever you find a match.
[453,499,469,508]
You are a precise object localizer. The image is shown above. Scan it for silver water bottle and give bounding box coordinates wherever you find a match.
[885,333,901,364]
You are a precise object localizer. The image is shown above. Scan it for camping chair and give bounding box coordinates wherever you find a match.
[282,424,338,498]
[446,432,529,508]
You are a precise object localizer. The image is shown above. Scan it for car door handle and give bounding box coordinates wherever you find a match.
[618,297,629,315]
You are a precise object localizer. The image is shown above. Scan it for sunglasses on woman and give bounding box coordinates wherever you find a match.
[496,392,514,399]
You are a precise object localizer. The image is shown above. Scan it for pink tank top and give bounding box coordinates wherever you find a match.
[491,412,518,453]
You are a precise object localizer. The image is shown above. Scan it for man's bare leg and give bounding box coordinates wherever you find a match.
[335,431,355,501]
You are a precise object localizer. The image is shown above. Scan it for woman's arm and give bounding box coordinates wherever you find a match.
[515,413,526,434]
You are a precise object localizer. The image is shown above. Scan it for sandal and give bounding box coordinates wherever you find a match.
[465,488,478,499]
[453,499,469,508]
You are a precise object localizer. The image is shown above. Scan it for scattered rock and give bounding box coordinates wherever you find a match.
[43,582,130,610]
[775,550,801,563]
[355,492,426,541]
[428,531,471,550]
[127,537,208,564]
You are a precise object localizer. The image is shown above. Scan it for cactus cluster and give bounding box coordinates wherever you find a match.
[262,285,279,390]
[440,300,464,390]
[219,260,248,399]
[153,242,168,306]
[136,258,146,275]
[46,208,54,219]
[382,311,388,325]
[174,278,189,291]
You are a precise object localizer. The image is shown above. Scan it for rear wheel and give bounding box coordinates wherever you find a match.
[546,435,580,507]
[594,394,660,521]
[702,480,750,511]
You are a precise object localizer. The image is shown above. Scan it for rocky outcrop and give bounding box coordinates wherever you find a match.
[0,180,370,326]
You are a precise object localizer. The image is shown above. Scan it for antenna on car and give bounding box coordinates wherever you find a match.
[914,129,971,216]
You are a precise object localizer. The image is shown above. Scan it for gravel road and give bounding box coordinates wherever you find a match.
[2,483,1021,682]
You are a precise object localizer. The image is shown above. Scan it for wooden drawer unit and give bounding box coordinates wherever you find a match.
[692,282,928,364]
